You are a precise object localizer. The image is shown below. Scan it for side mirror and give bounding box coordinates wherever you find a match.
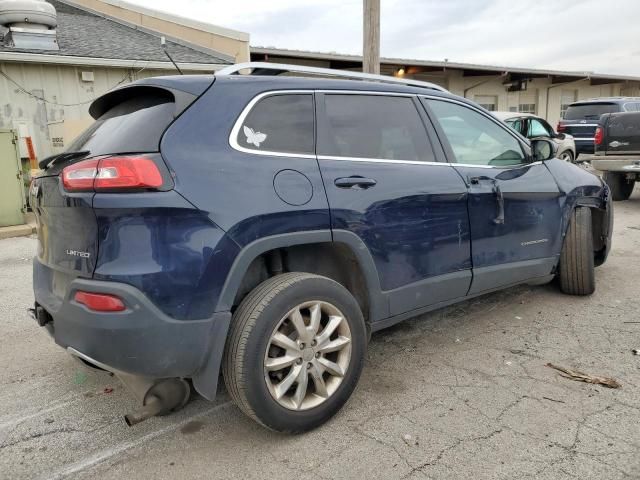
[531,138,556,161]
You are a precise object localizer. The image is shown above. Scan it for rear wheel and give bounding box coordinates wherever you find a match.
[223,272,366,433]
[603,171,635,201]
[559,207,595,295]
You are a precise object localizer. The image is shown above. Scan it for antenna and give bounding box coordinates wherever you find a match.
[160,36,183,75]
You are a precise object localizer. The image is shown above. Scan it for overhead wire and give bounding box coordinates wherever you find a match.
[0,64,149,107]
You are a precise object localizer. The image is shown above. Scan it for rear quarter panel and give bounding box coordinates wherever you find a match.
[160,80,330,246]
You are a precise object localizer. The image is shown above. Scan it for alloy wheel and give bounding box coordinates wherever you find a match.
[264,301,352,410]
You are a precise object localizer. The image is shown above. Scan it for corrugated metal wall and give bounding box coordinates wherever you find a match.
[0,62,193,160]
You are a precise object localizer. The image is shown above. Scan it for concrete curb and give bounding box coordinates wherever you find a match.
[0,223,37,240]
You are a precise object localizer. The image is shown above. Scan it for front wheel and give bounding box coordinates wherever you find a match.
[559,150,574,163]
[223,272,366,433]
[603,171,635,201]
[558,207,595,295]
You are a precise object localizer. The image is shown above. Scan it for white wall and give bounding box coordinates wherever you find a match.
[0,62,195,160]
[436,72,628,126]
[3,59,638,162]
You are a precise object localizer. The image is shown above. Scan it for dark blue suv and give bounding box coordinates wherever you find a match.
[30,63,613,433]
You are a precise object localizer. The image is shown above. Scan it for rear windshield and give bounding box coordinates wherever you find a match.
[564,103,620,120]
[67,92,175,156]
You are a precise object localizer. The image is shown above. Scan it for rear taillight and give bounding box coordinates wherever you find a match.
[74,291,126,312]
[556,123,566,133]
[62,156,165,192]
[62,159,100,191]
[594,126,603,145]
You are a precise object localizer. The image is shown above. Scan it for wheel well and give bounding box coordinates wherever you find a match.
[232,243,371,322]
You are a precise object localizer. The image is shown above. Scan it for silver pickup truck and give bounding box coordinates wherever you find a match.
[592,110,640,200]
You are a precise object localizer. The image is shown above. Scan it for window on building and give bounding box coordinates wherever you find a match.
[560,89,578,119]
[238,94,314,154]
[474,95,498,111]
[518,103,536,114]
[320,94,435,162]
[426,99,525,167]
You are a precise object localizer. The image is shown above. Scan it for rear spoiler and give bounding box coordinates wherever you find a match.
[89,76,215,119]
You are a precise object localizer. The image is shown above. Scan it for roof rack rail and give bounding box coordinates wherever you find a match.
[215,62,448,92]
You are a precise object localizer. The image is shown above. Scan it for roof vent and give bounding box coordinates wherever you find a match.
[0,0,58,50]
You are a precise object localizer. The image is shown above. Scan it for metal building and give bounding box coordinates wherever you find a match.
[251,47,640,127]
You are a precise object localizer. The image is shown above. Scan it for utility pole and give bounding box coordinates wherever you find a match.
[363,0,380,74]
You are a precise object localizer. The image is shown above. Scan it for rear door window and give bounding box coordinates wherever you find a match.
[564,103,620,120]
[237,94,314,154]
[319,94,434,162]
[68,90,176,156]
[527,118,553,138]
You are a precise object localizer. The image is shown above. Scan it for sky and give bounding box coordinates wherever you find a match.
[128,0,640,76]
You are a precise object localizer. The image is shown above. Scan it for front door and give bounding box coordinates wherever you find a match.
[423,98,563,294]
[316,92,472,317]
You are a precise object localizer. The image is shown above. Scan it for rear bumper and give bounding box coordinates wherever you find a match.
[591,156,640,173]
[32,258,230,387]
[575,141,595,154]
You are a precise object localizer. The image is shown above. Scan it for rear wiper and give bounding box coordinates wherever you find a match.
[39,150,90,170]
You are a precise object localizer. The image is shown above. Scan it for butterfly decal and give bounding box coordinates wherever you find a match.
[243,126,267,147]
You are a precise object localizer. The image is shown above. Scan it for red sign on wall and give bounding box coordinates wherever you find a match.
[25,137,37,168]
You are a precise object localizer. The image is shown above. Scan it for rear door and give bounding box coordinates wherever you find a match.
[316,92,471,316]
[423,97,563,294]
[602,111,640,154]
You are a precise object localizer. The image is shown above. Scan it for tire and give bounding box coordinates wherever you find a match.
[602,171,635,201]
[223,272,366,433]
[559,150,574,163]
[559,207,595,295]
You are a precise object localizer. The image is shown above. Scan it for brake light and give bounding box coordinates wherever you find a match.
[62,156,164,192]
[594,126,603,145]
[556,122,566,133]
[74,291,126,312]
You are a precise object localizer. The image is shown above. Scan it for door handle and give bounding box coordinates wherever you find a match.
[468,176,504,225]
[491,182,505,225]
[334,176,377,189]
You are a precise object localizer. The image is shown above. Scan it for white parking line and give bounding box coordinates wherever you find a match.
[44,401,232,480]
[0,396,80,431]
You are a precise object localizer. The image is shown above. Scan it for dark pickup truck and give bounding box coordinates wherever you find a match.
[593,110,640,200]
[558,97,640,157]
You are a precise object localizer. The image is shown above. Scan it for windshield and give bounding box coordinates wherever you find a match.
[564,103,619,120]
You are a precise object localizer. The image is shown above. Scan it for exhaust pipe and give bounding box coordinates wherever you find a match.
[66,348,191,425]
[120,377,191,427]
[124,396,163,426]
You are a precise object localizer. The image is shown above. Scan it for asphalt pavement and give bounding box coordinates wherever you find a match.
[1,192,639,480]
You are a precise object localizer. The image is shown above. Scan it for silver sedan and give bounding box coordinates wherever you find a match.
[493,111,577,162]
